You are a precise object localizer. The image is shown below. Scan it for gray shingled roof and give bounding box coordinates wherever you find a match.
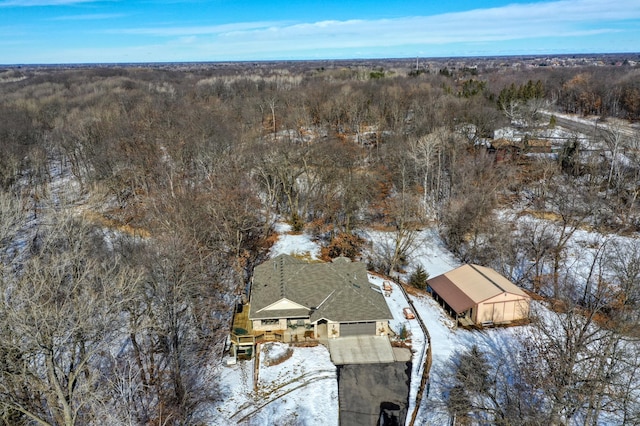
[249,254,392,323]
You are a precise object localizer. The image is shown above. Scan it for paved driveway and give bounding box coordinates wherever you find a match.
[327,335,395,365]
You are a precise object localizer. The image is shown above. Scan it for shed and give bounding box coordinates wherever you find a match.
[427,264,530,326]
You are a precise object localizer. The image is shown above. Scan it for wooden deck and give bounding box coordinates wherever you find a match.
[232,303,252,335]
[231,304,255,347]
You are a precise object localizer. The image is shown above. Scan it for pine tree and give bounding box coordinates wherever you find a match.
[409,265,429,290]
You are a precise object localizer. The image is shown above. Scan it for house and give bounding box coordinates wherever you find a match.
[427,264,530,326]
[230,254,393,358]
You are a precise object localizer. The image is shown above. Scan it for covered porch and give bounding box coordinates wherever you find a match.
[428,287,475,327]
[230,304,317,359]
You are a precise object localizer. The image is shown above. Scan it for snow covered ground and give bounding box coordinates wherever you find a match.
[269,222,322,260]
[214,337,338,426]
[212,225,334,425]
[368,229,533,424]
[210,223,535,425]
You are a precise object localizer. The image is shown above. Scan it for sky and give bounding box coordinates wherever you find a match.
[1,0,639,64]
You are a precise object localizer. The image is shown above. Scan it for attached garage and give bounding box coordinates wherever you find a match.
[427,264,530,326]
[340,322,377,337]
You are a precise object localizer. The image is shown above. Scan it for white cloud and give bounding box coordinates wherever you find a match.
[107,0,640,51]
[202,0,639,54]
[108,21,286,37]
[49,13,125,21]
[6,0,640,63]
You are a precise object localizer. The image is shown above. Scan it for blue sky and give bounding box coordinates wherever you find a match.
[1,0,639,64]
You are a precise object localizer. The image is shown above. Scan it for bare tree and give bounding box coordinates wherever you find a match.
[0,189,22,249]
[519,285,638,425]
[408,127,456,219]
[114,231,228,426]
[605,238,640,325]
[439,151,508,260]
[372,154,424,276]
[0,214,141,426]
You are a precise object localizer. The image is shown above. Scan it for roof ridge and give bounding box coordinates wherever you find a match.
[278,255,286,298]
[469,264,507,293]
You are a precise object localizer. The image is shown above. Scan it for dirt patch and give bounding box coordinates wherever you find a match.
[81,210,150,237]
[291,340,320,348]
[402,284,428,297]
[261,342,293,367]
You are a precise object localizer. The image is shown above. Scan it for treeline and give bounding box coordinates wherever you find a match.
[493,66,640,120]
[0,61,638,424]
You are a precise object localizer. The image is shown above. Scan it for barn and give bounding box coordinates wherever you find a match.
[427,264,530,326]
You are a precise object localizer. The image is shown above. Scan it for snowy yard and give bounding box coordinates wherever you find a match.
[211,225,333,425]
[210,223,536,425]
[368,228,534,424]
[214,342,338,426]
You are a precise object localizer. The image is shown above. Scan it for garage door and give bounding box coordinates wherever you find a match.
[340,322,376,337]
[484,301,520,323]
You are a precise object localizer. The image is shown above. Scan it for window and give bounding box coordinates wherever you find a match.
[261,319,279,326]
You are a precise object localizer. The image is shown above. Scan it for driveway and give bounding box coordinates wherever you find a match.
[327,335,395,365]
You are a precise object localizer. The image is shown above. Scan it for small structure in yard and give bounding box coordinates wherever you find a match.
[230,254,393,359]
[427,264,530,327]
[383,281,393,296]
[403,307,415,320]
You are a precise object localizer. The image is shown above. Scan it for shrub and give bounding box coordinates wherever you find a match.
[289,212,304,233]
[320,232,364,261]
[398,324,410,341]
[409,265,429,290]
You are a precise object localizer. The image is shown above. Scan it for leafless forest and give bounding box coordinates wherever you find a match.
[1,55,640,425]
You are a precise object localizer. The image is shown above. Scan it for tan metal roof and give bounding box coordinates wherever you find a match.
[249,254,392,322]
[427,264,529,314]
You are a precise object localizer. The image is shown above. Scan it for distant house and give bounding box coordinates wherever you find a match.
[427,264,530,326]
[230,254,393,358]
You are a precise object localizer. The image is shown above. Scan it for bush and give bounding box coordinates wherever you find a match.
[320,232,364,261]
[398,324,410,341]
[289,213,304,233]
[409,265,429,290]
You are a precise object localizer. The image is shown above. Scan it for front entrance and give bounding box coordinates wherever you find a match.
[316,319,328,339]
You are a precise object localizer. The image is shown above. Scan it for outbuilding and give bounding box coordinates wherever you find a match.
[427,264,530,326]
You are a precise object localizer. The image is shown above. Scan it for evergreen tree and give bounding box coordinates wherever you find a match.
[409,265,429,290]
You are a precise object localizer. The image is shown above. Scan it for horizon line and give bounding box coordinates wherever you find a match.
[2,51,639,68]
